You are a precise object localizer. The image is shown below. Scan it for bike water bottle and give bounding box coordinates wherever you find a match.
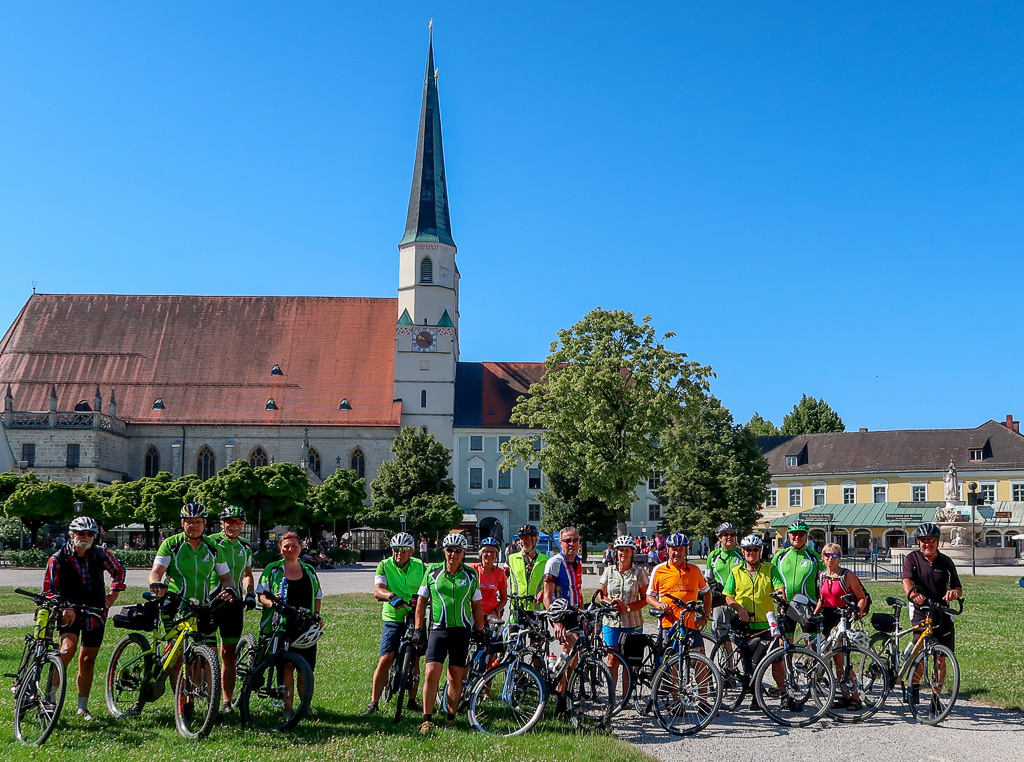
[547,652,558,671]
[766,611,781,639]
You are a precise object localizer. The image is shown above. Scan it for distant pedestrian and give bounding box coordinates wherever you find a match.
[419,537,428,560]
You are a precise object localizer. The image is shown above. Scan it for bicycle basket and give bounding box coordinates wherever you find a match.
[113,601,159,631]
[786,594,813,627]
[870,612,896,633]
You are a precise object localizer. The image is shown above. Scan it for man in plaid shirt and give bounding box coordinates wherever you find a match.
[42,515,126,721]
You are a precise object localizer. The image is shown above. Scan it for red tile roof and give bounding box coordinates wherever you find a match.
[0,294,401,427]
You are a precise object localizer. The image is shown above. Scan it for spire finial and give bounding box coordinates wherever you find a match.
[429,18,433,32]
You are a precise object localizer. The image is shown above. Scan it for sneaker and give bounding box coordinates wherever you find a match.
[407,697,420,711]
[76,708,97,722]
[362,702,379,716]
[910,685,920,706]
[748,697,760,711]
[555,694,568,718]
[929,694,942,718]
[220,701,234,715]
[418,720,435,734]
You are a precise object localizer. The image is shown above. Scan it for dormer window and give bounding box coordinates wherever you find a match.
[339,398,351,411]
[271,364,283,375]
[420,256,433,283]
[969,448,983,461]
[152,398,165,410]
[786,456,799,467]
[266,398,277,411]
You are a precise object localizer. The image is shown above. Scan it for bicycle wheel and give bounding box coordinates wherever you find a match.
[907,644,959,725]
[232,634,257,705]
[823,645,890,723]
[14,653,66,746]
[603,649,634,715]
[753,646,835,728]
[710,636,748,712]
[239,651,313,732]
[566,655,614,730]
[393,644,414,723]
[468,661,546,737]
[105,633,151,719]
[650,652,723,736]
[174,643,220,739]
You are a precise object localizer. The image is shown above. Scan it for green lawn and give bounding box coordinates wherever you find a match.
[0,591,655,761]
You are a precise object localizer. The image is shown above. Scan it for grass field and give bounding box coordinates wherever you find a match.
[0,591,655,762]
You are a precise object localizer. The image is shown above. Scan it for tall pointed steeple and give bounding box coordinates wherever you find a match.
[399,26,456,248]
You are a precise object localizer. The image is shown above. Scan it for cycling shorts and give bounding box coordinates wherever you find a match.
[425,627,471,668]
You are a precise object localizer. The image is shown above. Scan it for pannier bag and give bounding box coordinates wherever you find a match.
[870,612,896,633]
[786,593,813,626]
[113,600,159,631]
[621,632,649,671]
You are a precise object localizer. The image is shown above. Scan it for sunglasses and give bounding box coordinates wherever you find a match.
[823,552,841,558]
[444,548,465,554]
[741,547,762,552]
[561,538,581,543]
[223,519,244,526]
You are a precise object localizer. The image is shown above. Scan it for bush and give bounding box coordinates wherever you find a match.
[110,550,157,568]
[324,547,359,565]
[252,549,280,569]
[0,549,52,568]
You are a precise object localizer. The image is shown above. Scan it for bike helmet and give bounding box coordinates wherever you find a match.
[912,522,941,540]
[787,521,809,534]
[389,532,415,550]
[290,622,323,650]
[613,535,635,550]
[738,534,763,549]
[69,516,100,534]
[547,598,570,622]
[441,533,469,549]
[715,522,737,536]
[180,502,208,519]
[220,506,246,521]
[517,524,540,537]
[480,537,501,548]
[665,532,691,547]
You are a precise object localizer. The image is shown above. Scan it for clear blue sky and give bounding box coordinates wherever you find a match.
[1,3,1022,432]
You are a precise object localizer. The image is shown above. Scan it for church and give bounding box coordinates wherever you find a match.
[0,35,667,543]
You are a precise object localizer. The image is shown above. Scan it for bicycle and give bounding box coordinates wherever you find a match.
[378,607,418,723]
[235,591,317,731]
[105,590,229,739]
[792,593,890,722]
[6,588,103,746]
[437,614,506,714]
[869,595,963,725]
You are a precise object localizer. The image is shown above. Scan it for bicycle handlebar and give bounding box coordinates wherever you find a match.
[15,588,105,618]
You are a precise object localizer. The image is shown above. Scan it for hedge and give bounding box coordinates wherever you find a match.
[1,545,365,569]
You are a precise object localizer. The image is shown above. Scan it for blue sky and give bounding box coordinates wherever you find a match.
[1,3,1022,432]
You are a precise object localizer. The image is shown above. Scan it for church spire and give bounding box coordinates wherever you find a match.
[399,23,456,248]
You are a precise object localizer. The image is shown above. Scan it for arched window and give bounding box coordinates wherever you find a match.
[420,389,427,408]
[350,448,365,479]
[249,446,269,467]
[144,446,160,478]
[420,256,433,283]
[308,447,321,477]
[196,445,216,480]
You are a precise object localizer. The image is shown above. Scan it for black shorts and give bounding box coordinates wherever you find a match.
[425,627,471,668]
[211,600,245,644]
[818,608,841,637]
[59,620,106,649]
[285,621,317,670]
[912,612,955,652]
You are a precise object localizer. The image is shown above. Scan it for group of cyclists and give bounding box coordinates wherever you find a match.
[22,503,965,737]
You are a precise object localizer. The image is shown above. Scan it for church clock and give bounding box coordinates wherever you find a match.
[413,327,437,352]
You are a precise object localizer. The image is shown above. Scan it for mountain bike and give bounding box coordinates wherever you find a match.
[236,591,318,731]
[869,596,963,725]
[105,590,230,739]
[437,614,506,714]
[7,588,103,746]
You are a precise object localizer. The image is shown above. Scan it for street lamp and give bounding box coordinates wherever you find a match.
[968,481,979,577]
[73,500,83,515]
[400,514,407,533]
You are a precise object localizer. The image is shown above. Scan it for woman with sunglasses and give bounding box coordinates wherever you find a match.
[812,543,869,710]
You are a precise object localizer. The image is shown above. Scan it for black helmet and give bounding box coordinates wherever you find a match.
[518,524,540,537]
[912,522,941,540]
[180,502,208,519]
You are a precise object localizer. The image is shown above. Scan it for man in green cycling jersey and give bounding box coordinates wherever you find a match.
[773,522,823,637]
[414,532,483,734]
[506,524,548,618]
[208,506,256,714]
[704,522,743,637]
[149,503,236,627]
[364,531,425,716]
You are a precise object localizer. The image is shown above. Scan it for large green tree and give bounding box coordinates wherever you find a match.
[780,394,845,435]
[745,412,780,437]
[308,468,366,539]
[537,469,619,546]
[502,308,712,535]
[4,480,75,545]
[657,394,770,542]
[137,472,202,546]
[361,427,461,538]
[197,460,310,539]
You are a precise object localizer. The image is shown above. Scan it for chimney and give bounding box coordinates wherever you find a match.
[49,384,58,413]
[94,385,103,414]
[108,388,117,419]
[859,427,868,433]
[1006,414,1020,434]
[4,384,12,412]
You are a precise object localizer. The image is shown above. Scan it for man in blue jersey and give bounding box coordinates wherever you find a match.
[542,526,584,715]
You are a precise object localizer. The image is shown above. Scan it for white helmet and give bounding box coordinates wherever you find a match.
[290,622,323,650]
[547,598,570,622]
[69,516,100,534]
[613,535,635,550]
[389,532,415,550]
[441,533,469,549]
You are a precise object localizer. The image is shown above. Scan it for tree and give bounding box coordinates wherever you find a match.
[4,480,75,545]
[197,460,311,539]
[502,308,712,535]
[0,516,26,548]
[138,472,202,546]
[745,412,780,437]
[72,483,111,527]
[361,427,462,538]
[537,469,619,546]
[780,394,845,435]
[657,394,770,542]
[308,469,366,539]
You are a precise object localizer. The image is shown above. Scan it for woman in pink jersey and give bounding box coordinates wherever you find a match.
[812,543,869,710]
[471,538,508,618]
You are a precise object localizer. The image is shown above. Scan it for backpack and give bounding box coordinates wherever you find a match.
[819,567,871,613]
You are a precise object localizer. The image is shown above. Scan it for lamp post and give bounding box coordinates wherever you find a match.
[400,514,407,534]
[73,500,84,516]
[968,481,979,577]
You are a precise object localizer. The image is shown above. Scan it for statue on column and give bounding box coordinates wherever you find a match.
[935,459,960,522]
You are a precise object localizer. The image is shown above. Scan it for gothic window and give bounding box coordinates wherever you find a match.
[421,389,427,408]
[308,447,322,477]
[351,448,366,479]
[420,256,433,283]
[196,445,216,480]
[249,447,269,467]
[144,446,160,478]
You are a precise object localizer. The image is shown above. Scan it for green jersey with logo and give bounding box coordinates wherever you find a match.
[208,532,253,591]
[774,546,824,604]
[154,532,232,602]
[417,563,482,629]
[706,547,743,587]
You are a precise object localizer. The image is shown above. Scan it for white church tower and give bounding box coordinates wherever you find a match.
[394,29,459,452]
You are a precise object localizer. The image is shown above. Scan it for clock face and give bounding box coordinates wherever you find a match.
[414,328,437,352]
